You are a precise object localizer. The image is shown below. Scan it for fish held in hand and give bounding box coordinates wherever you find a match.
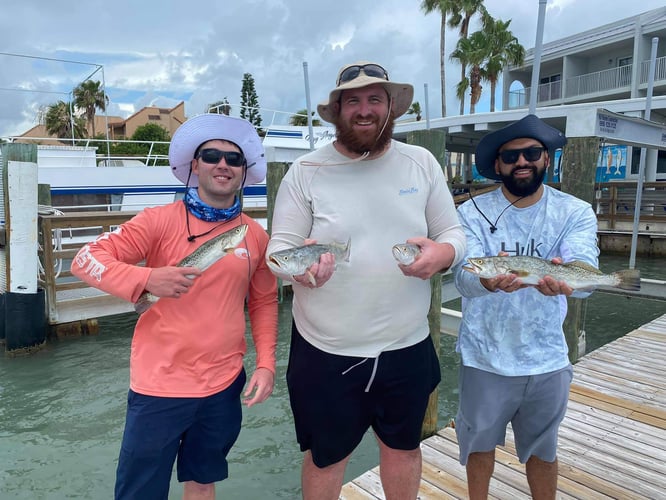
[134,224,248,314]
[267,238,351,286]
[462,255,641,291]
[392,243,421,265]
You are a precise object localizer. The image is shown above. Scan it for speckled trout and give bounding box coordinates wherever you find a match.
[462,255,641,291]
[267,238,351,285]
[392,243,421,265]
[134,224,248,314]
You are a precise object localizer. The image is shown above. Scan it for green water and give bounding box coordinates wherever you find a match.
[0,254,662,499]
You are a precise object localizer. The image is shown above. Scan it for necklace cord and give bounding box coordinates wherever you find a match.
[468,189,523,234]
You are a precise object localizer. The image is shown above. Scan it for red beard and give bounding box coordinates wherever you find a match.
[334,110,396,156]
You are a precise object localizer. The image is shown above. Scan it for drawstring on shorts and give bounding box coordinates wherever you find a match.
[341,357,380,392]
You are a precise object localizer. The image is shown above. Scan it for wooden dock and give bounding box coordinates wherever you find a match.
[341,314,666,499]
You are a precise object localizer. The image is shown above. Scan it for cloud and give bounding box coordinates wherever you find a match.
[0,0,664,137]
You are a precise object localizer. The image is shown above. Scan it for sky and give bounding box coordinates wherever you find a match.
[1,0,665,137]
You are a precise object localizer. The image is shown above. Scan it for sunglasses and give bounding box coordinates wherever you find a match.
[337,64,389,86]
[498,146,545,164]
[197,148,245,167]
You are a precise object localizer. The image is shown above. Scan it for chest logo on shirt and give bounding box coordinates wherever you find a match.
[399,187,419,196]
[234,248,249,259]
[500,239,544,257]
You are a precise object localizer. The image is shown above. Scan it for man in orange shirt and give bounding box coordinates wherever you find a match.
[71,114,278,499]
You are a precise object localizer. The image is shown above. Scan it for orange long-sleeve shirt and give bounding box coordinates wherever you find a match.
[71,202,278,398]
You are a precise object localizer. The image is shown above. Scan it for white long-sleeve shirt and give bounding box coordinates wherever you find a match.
[267,140,466,358]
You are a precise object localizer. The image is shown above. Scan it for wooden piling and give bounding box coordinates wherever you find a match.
[560,136,601,363]
[407,130,448,438]
[266,162,290,302]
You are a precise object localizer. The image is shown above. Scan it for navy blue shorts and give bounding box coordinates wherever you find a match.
[286,323,441,468]
[114,368,246,499]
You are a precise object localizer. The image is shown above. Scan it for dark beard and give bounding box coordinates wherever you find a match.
[500,165,546,197]
[334,110,396,155]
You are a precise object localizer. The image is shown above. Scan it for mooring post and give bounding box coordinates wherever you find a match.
[407,129,447,438]
[266,161,290,302]
[0,143,48,355]
[560,136,601,362]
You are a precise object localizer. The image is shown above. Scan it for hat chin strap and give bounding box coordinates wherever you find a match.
[369,97,392,154]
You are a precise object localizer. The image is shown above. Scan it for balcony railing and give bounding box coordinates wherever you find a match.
[565,64,633,98]
[506,58,666,109]
[640,55,666,84]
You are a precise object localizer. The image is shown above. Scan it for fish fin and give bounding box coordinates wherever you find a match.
[306,271,317,287]
[332,237,351,263]
[343,237,351,262]
[134,292,158,315]
[613,269,641,291]
[511,269,531,277]
[565,261,603,275]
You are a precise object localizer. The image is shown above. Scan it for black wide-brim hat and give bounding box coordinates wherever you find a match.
[475,114,567,180]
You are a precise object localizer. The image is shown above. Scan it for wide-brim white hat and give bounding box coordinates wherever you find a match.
[169,114,267,187]
[317,61,414,123]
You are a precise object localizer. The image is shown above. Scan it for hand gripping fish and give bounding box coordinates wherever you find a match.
[462,255,641,291]
[134,224,248,314]
[267,238,351,286]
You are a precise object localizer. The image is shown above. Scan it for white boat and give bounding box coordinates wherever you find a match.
[34,125,335,213]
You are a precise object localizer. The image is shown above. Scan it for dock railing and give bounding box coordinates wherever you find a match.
[451,181,666,233]
[38,207,268,329]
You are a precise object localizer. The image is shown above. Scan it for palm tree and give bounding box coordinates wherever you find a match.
[73,80,108,137]
[450,31,488,114]
[44,101,87,142]
[447,0,487,115]
[481,15,525,112]
[407,102,423,121]
[289,109,321,126]
[421,0,457,118]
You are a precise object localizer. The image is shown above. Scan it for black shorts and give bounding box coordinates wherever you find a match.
[286,322,441,468]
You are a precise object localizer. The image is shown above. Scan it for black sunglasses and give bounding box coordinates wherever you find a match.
[498,146,545,164]
[337,64,389,86]
[197,148,245,167]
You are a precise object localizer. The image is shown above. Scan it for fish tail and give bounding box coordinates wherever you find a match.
[613,269,641,291]
[134,292,159,314]
[342,237,351,262]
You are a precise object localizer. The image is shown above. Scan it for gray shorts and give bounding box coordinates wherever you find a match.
[455,364,573,465]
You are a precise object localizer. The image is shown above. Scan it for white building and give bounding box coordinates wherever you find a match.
[393,7,666,182]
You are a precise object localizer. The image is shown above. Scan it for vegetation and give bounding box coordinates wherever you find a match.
[73,80,108,137]
[44,101,87,142]
[480,15,525,112]
[450,12,524,113]
[289,109,321,126]
[88,123,170,166]
[421,1,522,116]
[240,73,262,129]
[407,102,423,121]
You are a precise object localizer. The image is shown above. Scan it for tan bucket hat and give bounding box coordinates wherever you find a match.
[317,61,414,123]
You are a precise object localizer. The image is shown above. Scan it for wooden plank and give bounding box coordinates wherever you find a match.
[558,420,666,475]
[502,427,664,499]
[566,401,666,444]
[347,470,384,498]
[425,434,532,499]
[569,384,666,428]
[572,369,666,407]
[437,428,611,500]
[339,480,381,500]
[419,458,466,499]
[575,356,665,387]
